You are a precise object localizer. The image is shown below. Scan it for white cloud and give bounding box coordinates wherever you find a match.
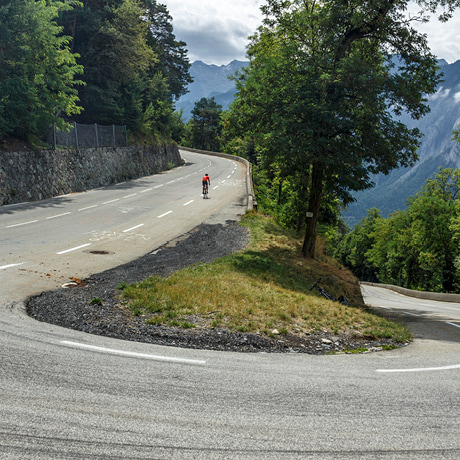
[164,1,460,65]
[430,87,451,100]
[454,92,460,103]
[164,0,264,64]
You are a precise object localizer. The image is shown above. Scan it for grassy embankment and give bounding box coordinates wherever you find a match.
[119,212,411,342]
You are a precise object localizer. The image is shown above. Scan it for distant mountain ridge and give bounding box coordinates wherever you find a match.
[175,60,248,121]
[178,59,460,227]
[343,58,460,226]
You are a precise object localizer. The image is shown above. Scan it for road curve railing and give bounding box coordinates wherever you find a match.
[361,281,460,303]
[178,146,256,212]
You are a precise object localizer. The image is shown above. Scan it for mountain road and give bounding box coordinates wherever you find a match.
[0,151,459,459]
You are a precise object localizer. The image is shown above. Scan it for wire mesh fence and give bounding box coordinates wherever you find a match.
[48,122,128,149]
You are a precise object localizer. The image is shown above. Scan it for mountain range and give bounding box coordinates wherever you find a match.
[177,59,460,227]
[175,60,247,122]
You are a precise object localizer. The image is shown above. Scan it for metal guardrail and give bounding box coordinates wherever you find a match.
[361,281,460,303]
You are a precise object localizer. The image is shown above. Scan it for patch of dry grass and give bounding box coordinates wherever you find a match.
[121,212,411,342]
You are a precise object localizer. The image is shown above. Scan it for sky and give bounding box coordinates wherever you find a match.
[164,0,460,66]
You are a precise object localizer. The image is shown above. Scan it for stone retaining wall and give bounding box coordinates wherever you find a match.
[0,143,181,205]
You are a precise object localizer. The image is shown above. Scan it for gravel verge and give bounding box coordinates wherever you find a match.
[27,221,406,354]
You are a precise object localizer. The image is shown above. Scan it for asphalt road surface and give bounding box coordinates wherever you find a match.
[1,151,459,459]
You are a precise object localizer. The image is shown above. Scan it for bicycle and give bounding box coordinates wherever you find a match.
[202,183,208,199]
[310,279,349,305]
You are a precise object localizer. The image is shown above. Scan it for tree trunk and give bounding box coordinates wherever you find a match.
[277,179,283,206]
[302,161,324,258]
[296,167,311,233]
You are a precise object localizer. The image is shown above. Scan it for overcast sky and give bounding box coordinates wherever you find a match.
[164,0,460,66]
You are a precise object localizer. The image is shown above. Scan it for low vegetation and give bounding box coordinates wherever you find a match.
[120,212,411,343]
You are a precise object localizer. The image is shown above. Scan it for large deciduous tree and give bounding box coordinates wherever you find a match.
[0,0,83,142]
[228,0,458,258]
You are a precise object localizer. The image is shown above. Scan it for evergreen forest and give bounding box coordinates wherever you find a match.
[0,0,192,145]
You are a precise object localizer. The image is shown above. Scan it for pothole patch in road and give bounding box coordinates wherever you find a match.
[84,250,114,255]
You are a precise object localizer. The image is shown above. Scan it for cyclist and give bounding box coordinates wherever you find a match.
[202,173,210,195]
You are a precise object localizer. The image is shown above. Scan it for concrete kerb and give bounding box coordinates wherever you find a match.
[178,146,256,211]
[361,281,460,303]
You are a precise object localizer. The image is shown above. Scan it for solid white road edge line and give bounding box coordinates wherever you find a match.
[57,243,91,255]
[377,364,460,373]
[61,341,206,365]
[446,321,460,329]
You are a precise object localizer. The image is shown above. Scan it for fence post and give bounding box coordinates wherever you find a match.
[74,122,79,148]
[94,123,99,148]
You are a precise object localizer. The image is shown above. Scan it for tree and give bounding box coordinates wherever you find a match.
[334,208,381,282]
[360,168,460,292]
[58,0,191,139]
[60,0,157,129]
[141,0,193,100]
[0,0,83,142]
[227,0,456,258]
[186,97,223,151]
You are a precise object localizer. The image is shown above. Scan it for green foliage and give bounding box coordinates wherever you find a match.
[58,0,191,140]
[141,0,193,100]
[224,0,446,258]
[0,0,191,144]
[336,168,460,293]
[0,0,83,142]
[182,97,223,150]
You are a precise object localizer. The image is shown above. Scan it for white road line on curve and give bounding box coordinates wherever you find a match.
[103,199,119,204]
[61,341,206,365]
[124,194,137,198]
[183,200,194,206]
[403,311,420,316]
[46,212,72,219]
[57,243,91,255]
[446,321,460,329]
[154,184,164,189]
[158,211,172,218]
[6,220,38,228]
[0,263,24,270]
[377,364,460,373]
[141,188,152,193]
[123,224,144,233]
